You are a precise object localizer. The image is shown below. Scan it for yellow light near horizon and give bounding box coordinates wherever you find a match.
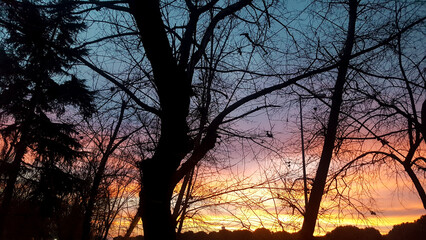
[105,151,425,238]
[107,203,424,238]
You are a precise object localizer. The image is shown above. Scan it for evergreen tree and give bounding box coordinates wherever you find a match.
[0,0,94,237]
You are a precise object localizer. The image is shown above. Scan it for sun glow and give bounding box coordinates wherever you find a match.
[109,163,425,238]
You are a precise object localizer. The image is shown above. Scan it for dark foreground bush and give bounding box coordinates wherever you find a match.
[114,235,143,240]
[115,215,426,240]
[177,228,299,240]
[385,215,426,240]
[324,225,382,240]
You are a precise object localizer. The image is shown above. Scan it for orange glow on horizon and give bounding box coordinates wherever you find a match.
[107,164,425,238]
[106,137,425,238]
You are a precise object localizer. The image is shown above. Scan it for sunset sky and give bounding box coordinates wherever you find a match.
[110,183,424,237]
[1,1,424,240]
[110,150,425,237]
[108,95,426,237]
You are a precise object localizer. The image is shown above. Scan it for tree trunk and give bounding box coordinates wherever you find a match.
[404,163,426,209]
[124,188,143,240]
[299,1,358,239]
[129,1,191,238]
[0,139,27,238]
[82,102,126,240]
[140,159,177,240]
[81,154,109,240]
[401,137,426,209]
[127,1,251,239]
[177,168,195,236]
[422,99,426,143]
[123,209,141,240]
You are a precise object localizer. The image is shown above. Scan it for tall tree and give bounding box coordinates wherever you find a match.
[126,1,260,239]
[31,0,425,238]
[299,1,358,239]
[0,0,94,237]
[327,0,426,210]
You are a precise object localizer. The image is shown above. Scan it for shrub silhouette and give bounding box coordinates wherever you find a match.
[324,225,382,240]
[113,236,143,240]
[273,230,297,240]
[253,228,272,240]
[141,216,426,240]
[194,231,209,240]
[386,215,426,240]
[208,228,232,240]
[232,230,254,240]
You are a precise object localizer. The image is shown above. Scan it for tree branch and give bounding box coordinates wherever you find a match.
[77,56,160,115]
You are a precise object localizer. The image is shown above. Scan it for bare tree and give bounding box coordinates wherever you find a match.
[299,1,359,239]
[80,98,143,240]
[10,1,424,239]
[326,0,426,210]
[69,1,425,239]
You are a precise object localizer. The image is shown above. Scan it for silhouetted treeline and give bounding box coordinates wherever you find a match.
[324,215,426,240]
[114,215,426,240]
[114,228,301,240]
[177,228,299,240]
[385,215,426,240]
[323,226,381,240]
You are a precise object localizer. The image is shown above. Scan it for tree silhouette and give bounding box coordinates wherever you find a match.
[253,228,272,240]
[386,215,426,240]
[299,1,358,239]
[324,226,382,240]
[5,1,424,239]
[70,1,424,238]
[422,100,426,144]
[81,100,140,240]
[317,1,426,213]
[0,0,94,237]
